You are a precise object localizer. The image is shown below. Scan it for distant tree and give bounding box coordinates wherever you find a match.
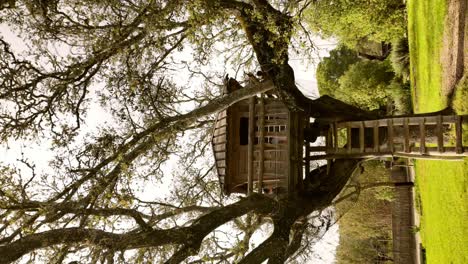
[304,0,406,47]
[317,47,395,111]
[316,46,360,97]
[337,60,395,110]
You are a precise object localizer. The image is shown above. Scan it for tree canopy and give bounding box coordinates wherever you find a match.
[316,46,360,97]
[316,46,397,111]
[0,1,387,263]
[304,0,407,47]
[337,60,395,110]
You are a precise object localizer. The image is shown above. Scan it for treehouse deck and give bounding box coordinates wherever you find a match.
[306,115,468,161]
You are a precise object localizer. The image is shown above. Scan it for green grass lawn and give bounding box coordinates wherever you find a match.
[408,0,468,263]
[408,0,446,113]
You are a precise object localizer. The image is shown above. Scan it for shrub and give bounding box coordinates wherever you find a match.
[387,80,412,114]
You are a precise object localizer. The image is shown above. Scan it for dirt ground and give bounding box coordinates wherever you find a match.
[440,0,467,98]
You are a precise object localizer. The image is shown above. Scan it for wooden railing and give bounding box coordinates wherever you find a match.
[306,115,467,161]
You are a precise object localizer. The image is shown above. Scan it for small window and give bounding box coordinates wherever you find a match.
[239,117,249,145]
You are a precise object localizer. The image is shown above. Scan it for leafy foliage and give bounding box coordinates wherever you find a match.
[386,80,412,114]
[335,161,394,263]
[316,46,360,97]
[304,0,407,47]
[337,60,394,110]
[390,37,411,82]
[317,46,412,112]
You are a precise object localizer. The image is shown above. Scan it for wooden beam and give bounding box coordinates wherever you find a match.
[347,125,352,153]
[306,150,466,161]
[258,96,264,193]
[326,128,332,152]
[455,115,463,154]
[393,152,465,161]
[248,97,255,195]
[373,120,379,152]
[309,146,328,152]
[387,119,394,152]
[359,115,468,127]
[305,142,310,180]
[333,122,338,153]
[436,115,444,153]
[404,117,410,153]
[306,152,392,160]
[359,121,365,153]
[419,117,426,154]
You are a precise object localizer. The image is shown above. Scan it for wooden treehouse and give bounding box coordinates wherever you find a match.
[212,84,468,196]
[212,91,306,195]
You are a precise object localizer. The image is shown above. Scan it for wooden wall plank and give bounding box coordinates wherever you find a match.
[213,144,226,152]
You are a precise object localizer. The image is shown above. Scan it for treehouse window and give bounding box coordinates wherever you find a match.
[240,117,249,145]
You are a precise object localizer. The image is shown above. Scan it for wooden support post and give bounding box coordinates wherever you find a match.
[258,96,264,193]
[347,125,352,153]
[404,117,410,153]
[326,128,332,152]
[326,160,332,175]
[333,122,339,153]
[419,117,426,154]
[387,119,394,153]
[455,115,463,154]
[436,115,444,153]
[373,120,379,153]
[305,143,310,180]
[359,121,365,153]
[248,97,255,195]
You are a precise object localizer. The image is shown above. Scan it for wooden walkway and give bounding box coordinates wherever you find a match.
[306,115,467,161]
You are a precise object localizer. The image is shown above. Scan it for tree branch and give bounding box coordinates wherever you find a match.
[0,194,276,263]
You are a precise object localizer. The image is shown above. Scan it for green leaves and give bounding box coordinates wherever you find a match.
[337,60,394,110]
[316,46,360,97]
[304,0,406,47]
